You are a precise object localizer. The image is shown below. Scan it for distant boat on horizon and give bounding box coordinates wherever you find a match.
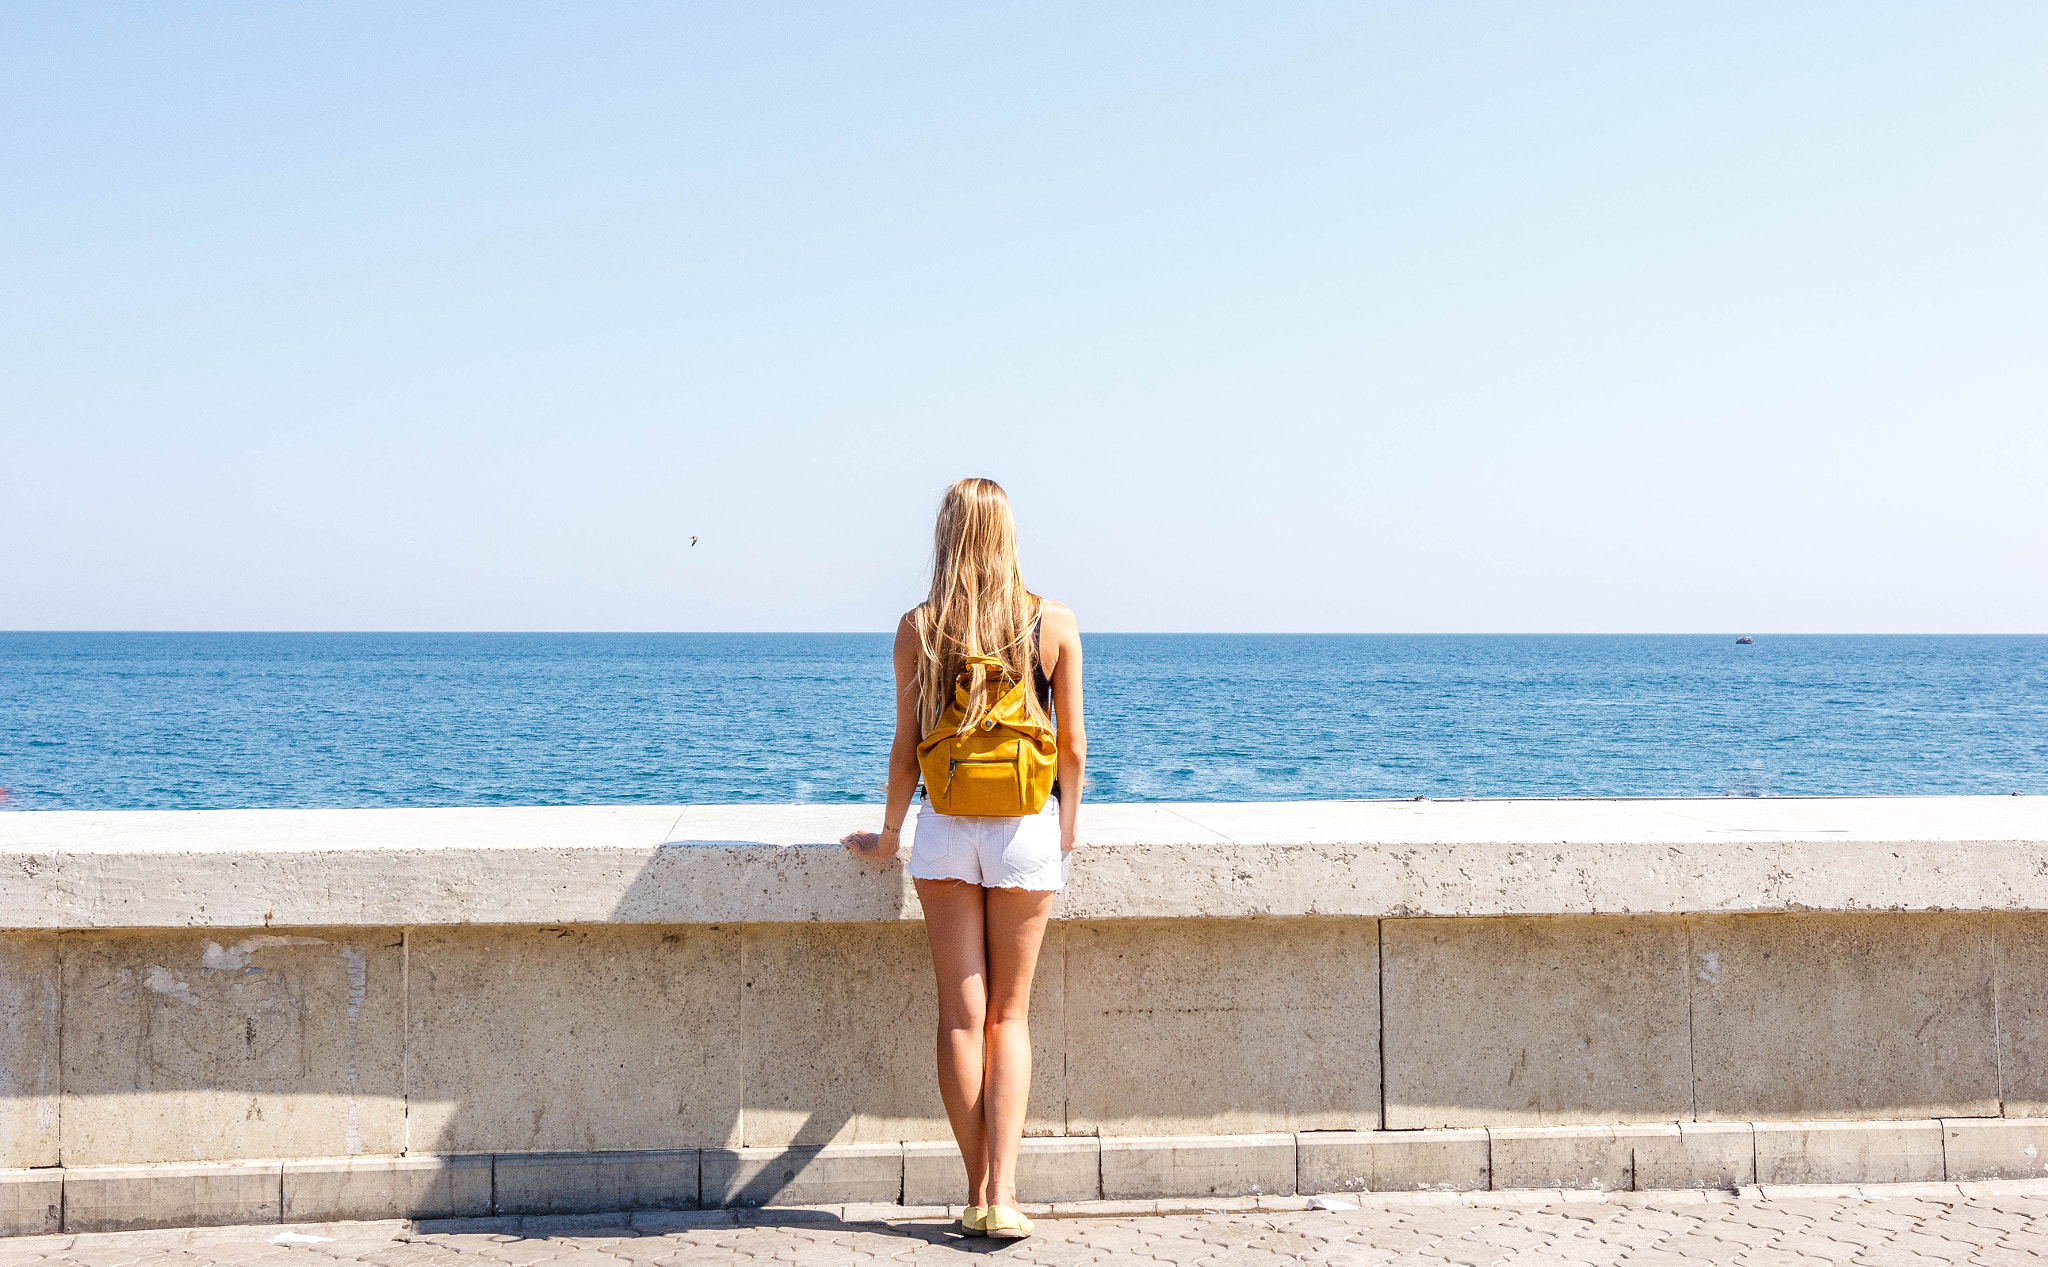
[1735,636,1754,644]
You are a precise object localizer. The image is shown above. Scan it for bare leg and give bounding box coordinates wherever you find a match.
[915,878,991,1207]
[981,885,1057,1210]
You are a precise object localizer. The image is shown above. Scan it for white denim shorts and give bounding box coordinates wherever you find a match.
[905,798,1068,892]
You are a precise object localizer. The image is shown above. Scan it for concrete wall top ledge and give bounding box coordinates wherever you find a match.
[3,796,2045,930]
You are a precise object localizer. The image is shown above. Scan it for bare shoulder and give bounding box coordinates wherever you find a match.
[892,609,921,655]
[1037,600,1081,687]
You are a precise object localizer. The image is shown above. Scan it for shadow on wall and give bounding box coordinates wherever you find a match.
[0,933,59,1169]
[404,831,943,1164]
[31,831,953,1184]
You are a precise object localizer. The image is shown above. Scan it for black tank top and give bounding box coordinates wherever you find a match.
[1031,615,1053,715]
[1033,615,1060,803]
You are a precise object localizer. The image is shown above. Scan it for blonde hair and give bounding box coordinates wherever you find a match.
[912,478,1047,735]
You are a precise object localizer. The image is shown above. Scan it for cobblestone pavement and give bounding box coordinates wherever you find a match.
[10,1184,2048,1267]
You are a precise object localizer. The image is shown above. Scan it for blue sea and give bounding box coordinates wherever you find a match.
[1,633,2043,811]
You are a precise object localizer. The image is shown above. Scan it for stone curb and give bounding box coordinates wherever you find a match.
[10,797,2047,928]
[11,1118,2048,1237]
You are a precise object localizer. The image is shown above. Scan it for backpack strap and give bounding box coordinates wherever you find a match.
[952,654,1019,719]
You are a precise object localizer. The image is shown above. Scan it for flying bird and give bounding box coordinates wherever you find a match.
[691,536,700,547]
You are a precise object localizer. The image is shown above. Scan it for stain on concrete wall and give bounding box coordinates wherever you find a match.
[57,928,403,1165]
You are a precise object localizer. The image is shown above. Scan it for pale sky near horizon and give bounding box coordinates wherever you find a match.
[4,5,2045,633]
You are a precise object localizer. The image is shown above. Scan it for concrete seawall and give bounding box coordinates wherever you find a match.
[3,796,2047,1233]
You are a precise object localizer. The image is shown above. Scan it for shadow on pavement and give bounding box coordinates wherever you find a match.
[411,1207,1017,1255]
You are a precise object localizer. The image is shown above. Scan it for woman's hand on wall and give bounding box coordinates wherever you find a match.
[842,830,899,862]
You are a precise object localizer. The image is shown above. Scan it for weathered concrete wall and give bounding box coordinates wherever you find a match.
[1383,915,1693,1128]
[1066,919,1379,1137]
[1690,914,2003,1121]
[14,909,2048,1174]
[5,797,2048,1232]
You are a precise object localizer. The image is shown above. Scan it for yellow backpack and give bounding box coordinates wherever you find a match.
[917,654,1058,817]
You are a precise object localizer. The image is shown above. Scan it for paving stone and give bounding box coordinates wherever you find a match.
[1757,1235,1861,1263]
[1912,1216,2007,1247]
[541,1249,639,1267]
[1825,1203,1932,1232]
[1062,1225,1155,1254]
[1805,1219,1892,1250]
[460,1241,573,1267]
[1846,1249,1952,1267]
[989,1242,1102,1266]
[1386,1209,1490,1236]
[1303,1251,1400,1267]
[1244,1230,1331,1256]
[1946,1207,2036,1235]
[1608,1251,1720,1267]
[1133,1231,1226,1265]
[1879,1227,1982,1258]
[1605,1206,1708,1232]
[23,1187,2048,1267]
[1697,1220,1787,1250]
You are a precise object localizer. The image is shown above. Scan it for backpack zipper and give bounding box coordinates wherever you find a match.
[943,757,1015,803]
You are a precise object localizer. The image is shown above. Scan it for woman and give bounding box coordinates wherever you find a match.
[841,477,1085,1241]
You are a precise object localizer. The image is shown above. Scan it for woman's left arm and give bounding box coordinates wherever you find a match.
[1043,603,1085,851]
[843,614,922,861]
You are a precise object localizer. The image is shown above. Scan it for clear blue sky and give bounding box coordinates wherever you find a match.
[4,4,2044,633]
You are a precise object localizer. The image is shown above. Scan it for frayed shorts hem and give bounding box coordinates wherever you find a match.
[911,875,1069,894]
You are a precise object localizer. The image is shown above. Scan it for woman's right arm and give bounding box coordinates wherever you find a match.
[843,613,922,861]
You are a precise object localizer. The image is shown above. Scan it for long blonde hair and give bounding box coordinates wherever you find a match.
[912,478,1047,735]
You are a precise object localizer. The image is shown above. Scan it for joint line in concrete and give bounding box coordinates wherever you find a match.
[1993,925,2007,1114]
[56,931,67,1172]
[400,928,411,1157]
[1684,917,1698,1124]
[1376,917,1386,1133]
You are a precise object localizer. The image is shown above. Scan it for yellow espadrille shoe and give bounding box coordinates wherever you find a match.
[984,1205,1034,1240]
[960,1205,988,1235]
